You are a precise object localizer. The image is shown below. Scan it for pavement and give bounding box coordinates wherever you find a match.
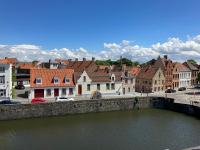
[12,87,200,106]
[149,88,200,106]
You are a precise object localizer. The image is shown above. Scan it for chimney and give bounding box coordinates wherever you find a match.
[75,58,78,61]
[164,55,168,59]
[92,57,95,61]
[83,58,86,61]
[120,56,123,66]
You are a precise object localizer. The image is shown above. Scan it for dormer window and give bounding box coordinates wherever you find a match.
[112,76,115,81]
[83,76,86,82]
[54,77,59,84]
[65,76,70,83]
[36,78,42,84]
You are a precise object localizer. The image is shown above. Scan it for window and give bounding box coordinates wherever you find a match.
[54,77,59,84]
[62,88,66,96]
[112,76,115,81]
[97,84,100,90]
[36,78,42,84]
[0,89,6,97]
[83,76,86,82]
[69,88,73,95]
[87,84,90,91]
[131,79,133,84]
[154,87,157,91]
[162,80,164,84]
[65,77,70,83]
[159,72,161,78]
[0,76,5,84]
[0,67,5,73]
[128,87,130,92]
[154,80,157,85]
[46,89,51,96]
[125,79,128,84]
[106,83,110,90]
[111,83,115,90]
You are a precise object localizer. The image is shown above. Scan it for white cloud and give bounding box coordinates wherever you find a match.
[1,34,200,63]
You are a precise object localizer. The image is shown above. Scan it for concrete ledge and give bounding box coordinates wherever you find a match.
[0,97,199,121]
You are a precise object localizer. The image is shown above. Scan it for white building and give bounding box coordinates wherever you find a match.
[173,63,192,88]
[179,69,191,88]
[75,70,123,96]
[29,68,75,100]
[0,63,12,98]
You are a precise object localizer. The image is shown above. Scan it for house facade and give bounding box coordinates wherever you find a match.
[154,55,173,89]
[0,63,12,98]
[183,62,199,86]
[135,67,165,93]
[172,63,192,88]
[75,70,122,96]
[29,68,75,100]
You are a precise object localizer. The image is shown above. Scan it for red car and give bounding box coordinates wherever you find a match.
[31,98,47,104]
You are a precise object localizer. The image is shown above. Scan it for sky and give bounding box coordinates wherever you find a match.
[0,0,200,62]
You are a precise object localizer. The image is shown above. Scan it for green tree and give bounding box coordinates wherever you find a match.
[187,59,197,65]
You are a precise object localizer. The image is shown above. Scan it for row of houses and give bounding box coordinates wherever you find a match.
[0,57,140,99]
[0,55,199,99]
[135,55,199,93]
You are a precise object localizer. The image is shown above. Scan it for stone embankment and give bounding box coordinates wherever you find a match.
[0,97,199,120]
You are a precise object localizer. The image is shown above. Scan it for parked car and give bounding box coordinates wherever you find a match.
[0,99,21,105]
[178,87,186,91]
[31,98,47,104]
[55,97,74,102]
[15,84,25,90]
[165,89,176,93]
[194,84,200,89]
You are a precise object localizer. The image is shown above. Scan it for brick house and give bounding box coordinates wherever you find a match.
[154,55,173,89]
[29,68,75,100]
[135,66,165,93]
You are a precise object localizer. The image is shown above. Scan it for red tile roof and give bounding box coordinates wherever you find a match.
[19,63,36,69]
[0,58,17,64]
[173,62,191,72]
[30,68,75,88]
[55,59,69,65]
[131,67,141,76]
[137,66,160,80]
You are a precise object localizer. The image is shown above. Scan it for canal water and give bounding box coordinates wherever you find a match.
[0,109,200,150]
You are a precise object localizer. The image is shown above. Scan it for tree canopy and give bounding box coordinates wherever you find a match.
[95,58,140,66]
[187,59,197,65]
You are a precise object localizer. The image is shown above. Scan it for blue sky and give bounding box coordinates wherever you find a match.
[0,0,200,62]
[0,0,200,50]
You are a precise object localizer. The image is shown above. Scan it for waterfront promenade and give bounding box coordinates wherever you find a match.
[149,88,200,107]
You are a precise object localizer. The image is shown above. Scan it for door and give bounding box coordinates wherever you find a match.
[34,89,44,98]
[54,89,59,97]
[123,88,125,95]
[78,85,82,95]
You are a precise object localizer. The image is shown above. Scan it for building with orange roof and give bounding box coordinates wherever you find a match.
[29,68,75,99]
[0,57,18,65]
[15,62,38,86]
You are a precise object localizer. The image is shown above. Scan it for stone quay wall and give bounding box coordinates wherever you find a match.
[0,97,199,121]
